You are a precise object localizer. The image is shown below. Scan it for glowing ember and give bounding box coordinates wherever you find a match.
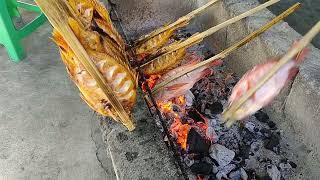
[142,75,161,92]
[175,95,186,106]
[158,101,173,113]
[156,94,214,152]
[170,117,190,150]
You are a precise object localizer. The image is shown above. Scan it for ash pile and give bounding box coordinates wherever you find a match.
[186,68,298,180]
[148,27,299,179]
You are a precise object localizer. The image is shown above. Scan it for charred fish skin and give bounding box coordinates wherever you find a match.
[142,48,187,76]
[52,14,137,120]
[135,29,176,60]
[66,0,126,48]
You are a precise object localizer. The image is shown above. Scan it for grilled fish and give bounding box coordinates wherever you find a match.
[226,48,309,121]
[154,55,222,102]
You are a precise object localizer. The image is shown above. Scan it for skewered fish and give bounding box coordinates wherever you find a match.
[141,48,187,76]
[53,18,137,120]
[133,0,220,61]
[226,48,309,121]
[154,55,222,102]
[66,0,126,48]
[135,23,188,61]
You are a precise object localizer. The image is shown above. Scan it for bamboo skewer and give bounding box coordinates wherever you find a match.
[34,0,135,131]
[152,3,301,95]
[140,0,279,68]
[135,0,220,45]
[223,21,320,127]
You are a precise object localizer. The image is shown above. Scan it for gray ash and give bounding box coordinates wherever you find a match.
[148,31,297,180]
[183,69,297,179]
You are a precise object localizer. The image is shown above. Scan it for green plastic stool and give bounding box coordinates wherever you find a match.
[0,0,47,62]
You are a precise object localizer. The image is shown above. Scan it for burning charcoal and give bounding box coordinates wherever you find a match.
[229,168,248,180]
[184,156,195,167]
[245,122,257,134]
[250,142,260,152]
[279,162,293,177]
[246,169,258,180]
[267,121,277,130]
[260,128,272,138]
[267,165,281,180]
[254,110,270,123]
[187,174,198,180]
[216,164,236,180]
[238,145,250,160]
[229,169,241,180]
[289,161,297,168]
[187,128,211,154]
[233,156,243,164]
[260,176,272,180]
[190,162,213,175]
[188,109,206,123]
[172,105,181,112]
[241,130,256,146]
[204,50,215,59]
[240,168,248,180]
[207,102,223,115]
[212,164,219,174]
[209,144,235,167]
[264,133,281,151]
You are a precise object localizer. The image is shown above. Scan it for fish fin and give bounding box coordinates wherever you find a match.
[202,68,214,77]
[166,83,189,91]
[291,41,309,64]
[294,48,309,64]
[288,67,299,81]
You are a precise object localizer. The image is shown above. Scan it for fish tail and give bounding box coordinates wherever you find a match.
[294,48,309,64]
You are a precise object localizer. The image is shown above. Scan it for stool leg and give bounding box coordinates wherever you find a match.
[6,0,21,18]
[0,0,25,62]
[3,38,25,62]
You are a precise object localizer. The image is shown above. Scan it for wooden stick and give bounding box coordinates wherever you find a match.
[135,0,220,44]
[223,20,320,127]
[141,0,279,68]
[158,0,280,56]
[152,3,301,94]
[34,0,135,131]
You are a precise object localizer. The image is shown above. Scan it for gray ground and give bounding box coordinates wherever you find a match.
[0,6,116,180]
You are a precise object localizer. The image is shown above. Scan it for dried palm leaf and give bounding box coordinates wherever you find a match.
[36,0,136,131]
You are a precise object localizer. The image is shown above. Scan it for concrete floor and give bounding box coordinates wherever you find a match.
[0,8,115,180]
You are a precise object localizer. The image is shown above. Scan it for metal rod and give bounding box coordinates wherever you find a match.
[107,1,189,178]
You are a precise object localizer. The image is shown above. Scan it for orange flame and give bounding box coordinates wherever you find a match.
[158,101,173,113]
[142,75,161,92]
[157,95,212,151]
[175,95,186,106]
[170,117,190,150]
